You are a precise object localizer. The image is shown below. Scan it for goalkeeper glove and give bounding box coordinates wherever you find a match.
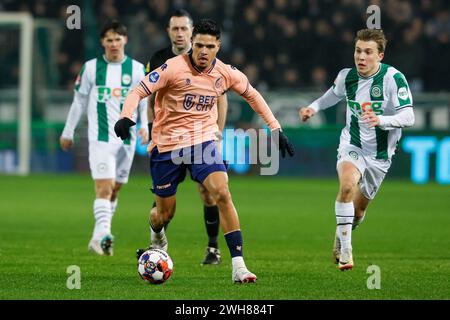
[272,128,295,158]
[114,117,136,140]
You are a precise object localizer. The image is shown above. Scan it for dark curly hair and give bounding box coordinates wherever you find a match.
[192,19,221,40]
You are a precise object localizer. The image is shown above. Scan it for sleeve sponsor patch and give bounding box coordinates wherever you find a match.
[398,87,409,100]
[149,71,160,83]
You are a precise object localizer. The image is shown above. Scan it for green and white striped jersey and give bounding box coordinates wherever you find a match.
[332,63,413,160]
[70,54,147,144]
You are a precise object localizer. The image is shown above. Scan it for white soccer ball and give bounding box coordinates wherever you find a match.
[138,249,174,284]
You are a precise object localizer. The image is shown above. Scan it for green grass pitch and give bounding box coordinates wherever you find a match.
[0,174,449,299]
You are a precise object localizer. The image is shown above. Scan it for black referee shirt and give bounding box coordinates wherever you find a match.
[145,46,176,74]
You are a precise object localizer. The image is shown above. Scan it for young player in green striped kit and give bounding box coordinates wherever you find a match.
[60,21,148,256]
[299,29,415,270]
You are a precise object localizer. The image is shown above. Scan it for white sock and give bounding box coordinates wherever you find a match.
[232,256,246,270]
[93,198,112,240]
[335,201,355,250]
[150,223,165,245]
[111,199,118,216]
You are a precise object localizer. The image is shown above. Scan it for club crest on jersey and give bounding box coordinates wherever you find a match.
[185,78,191,85]
[349,151,359,160]
[371,85,382,98]
[215,77,223,89]
[97,162,108,173]
[149,71,160,83]
[122,74,131,85]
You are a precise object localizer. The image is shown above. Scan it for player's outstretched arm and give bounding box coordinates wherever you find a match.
[114,86,148,140]
[60,91,88,151]
[298,87,344,123]
[228,66,294,157]
[240,86,295,158]
[362,107,415,129]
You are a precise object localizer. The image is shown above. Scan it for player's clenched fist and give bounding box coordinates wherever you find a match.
[361,110,380,128]
[299,107,316,122]
[59,137,73,151]
[114,117,136,140]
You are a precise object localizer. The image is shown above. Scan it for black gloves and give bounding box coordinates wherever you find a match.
[148,122,153,141]
[272,129,295,158]
[114,117,136,140]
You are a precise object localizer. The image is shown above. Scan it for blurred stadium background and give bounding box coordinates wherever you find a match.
[0,0,449,183]
[1,0,449,301]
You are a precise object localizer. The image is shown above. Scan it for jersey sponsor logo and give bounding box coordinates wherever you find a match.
[97,86,130,103]
[348,100,383,117]
[122,74,131,85]
[371,85,382,98]
[398,87,408,100]
[160,63,168,71]
[149,71,160,83]
[156,183,172,190]
[183,94,216,111]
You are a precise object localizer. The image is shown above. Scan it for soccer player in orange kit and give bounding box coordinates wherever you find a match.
[115,19,294,283]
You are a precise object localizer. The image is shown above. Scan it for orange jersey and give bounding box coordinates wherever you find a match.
[122,54,280,152]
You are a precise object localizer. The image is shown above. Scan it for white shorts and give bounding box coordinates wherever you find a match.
[336,144,391,200]
[88,141,135,184]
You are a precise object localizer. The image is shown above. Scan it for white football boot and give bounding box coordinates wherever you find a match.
[338,248,354,271]
[88,234,114,256]
[232,267,257,283]
[88,238,104,255]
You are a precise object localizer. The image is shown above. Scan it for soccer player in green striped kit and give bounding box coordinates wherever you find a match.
[300,29,415,270]
[60,21,148,255]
